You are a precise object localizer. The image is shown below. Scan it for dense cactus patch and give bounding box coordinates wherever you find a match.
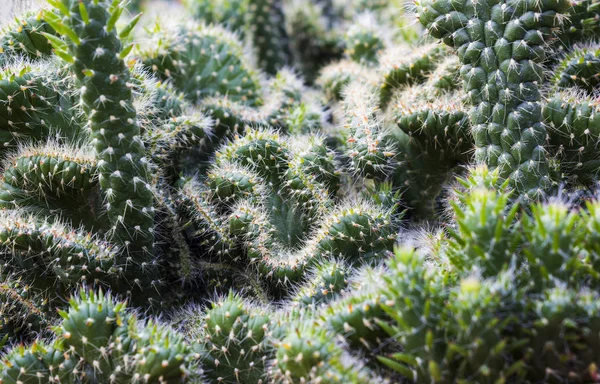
[1,0,600,382]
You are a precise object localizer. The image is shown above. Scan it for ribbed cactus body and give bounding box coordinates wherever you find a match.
[415,0,570,199]
[0,12,55,65]
[0,290,196,383]
[553,45,600,92]
[0,63,81,153]
[195,293,272,383]
[544,91,600,185]
[141,23,262,105]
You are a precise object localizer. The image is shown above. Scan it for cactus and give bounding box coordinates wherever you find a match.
[552,44,600,93]
[183,0,290,75]
[414,0,570,199]
[187,293,273,383]
[1,1,600,382]
[0,290,197,383]
[0,11,56,65]
[543,90,600,186]
[140,22,262,105]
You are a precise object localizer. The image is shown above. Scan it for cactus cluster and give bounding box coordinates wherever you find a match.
[1,0,600,383]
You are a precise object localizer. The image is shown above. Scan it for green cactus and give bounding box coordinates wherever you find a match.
[344,13,386,65]
[0,60,82,154]
[292,260,349,307]
[552,44,600,93]
[0,11,56,65]
[183,0,290,75]
[189,293,273,383]
[377,43,445,108]
[283,0,345,83]
[415,0,570,200]
[555,0,600,50]
[316,60,374,102]
[0,290,197,383]
[140,22,263,106]
[543,90,600,186]
[0,274,49,343]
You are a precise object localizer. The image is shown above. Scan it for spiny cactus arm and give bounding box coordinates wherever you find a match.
[0,341,77,383]
[0,144,101,230]
[390,86,472,217]
[291,259,349,307]
[414,0,570,200]
[0,11,56,65]
[144,113,213,182]
[247,0,291,74]
[377,43,446,108]
[201,97,270,141]
[207,161,265,209]
[0,274,49,343]
[543,91,600,185]
[131,65,187,125]
[341,81,396,180]
[287,134,341,195]
[0,213,119,291]
[132,320,196,382]
[44,0,156,257]
[215,128,292,186]
[324,288,388,352]
[344,13,386,65]
[140,23,263,105]
[552,44,600,93]
[313,200,396,264]
[193,292,272,384]
[265,69,327,134]
[424,54,461,94]
[178,179,236,260]
[0,62,81,154]
[316,60,374,102]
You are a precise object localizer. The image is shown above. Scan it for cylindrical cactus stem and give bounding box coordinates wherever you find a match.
[248,0,291,75]
[0,143,101,230]
[291,259,349,307]
[0,61,82,155]
[187,292,274,383]
[0,10,56,65]
[0,274,49,343]
[0,211,120,295]
[414,0,570,200]
[391,85,472,217]
[43,0,162,305]
[342,81,396,180]
[45,0,155,251]
[543,90,600,185]
[552,43,600,93]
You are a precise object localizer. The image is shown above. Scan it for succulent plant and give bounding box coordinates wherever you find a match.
[1,0,600,382]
